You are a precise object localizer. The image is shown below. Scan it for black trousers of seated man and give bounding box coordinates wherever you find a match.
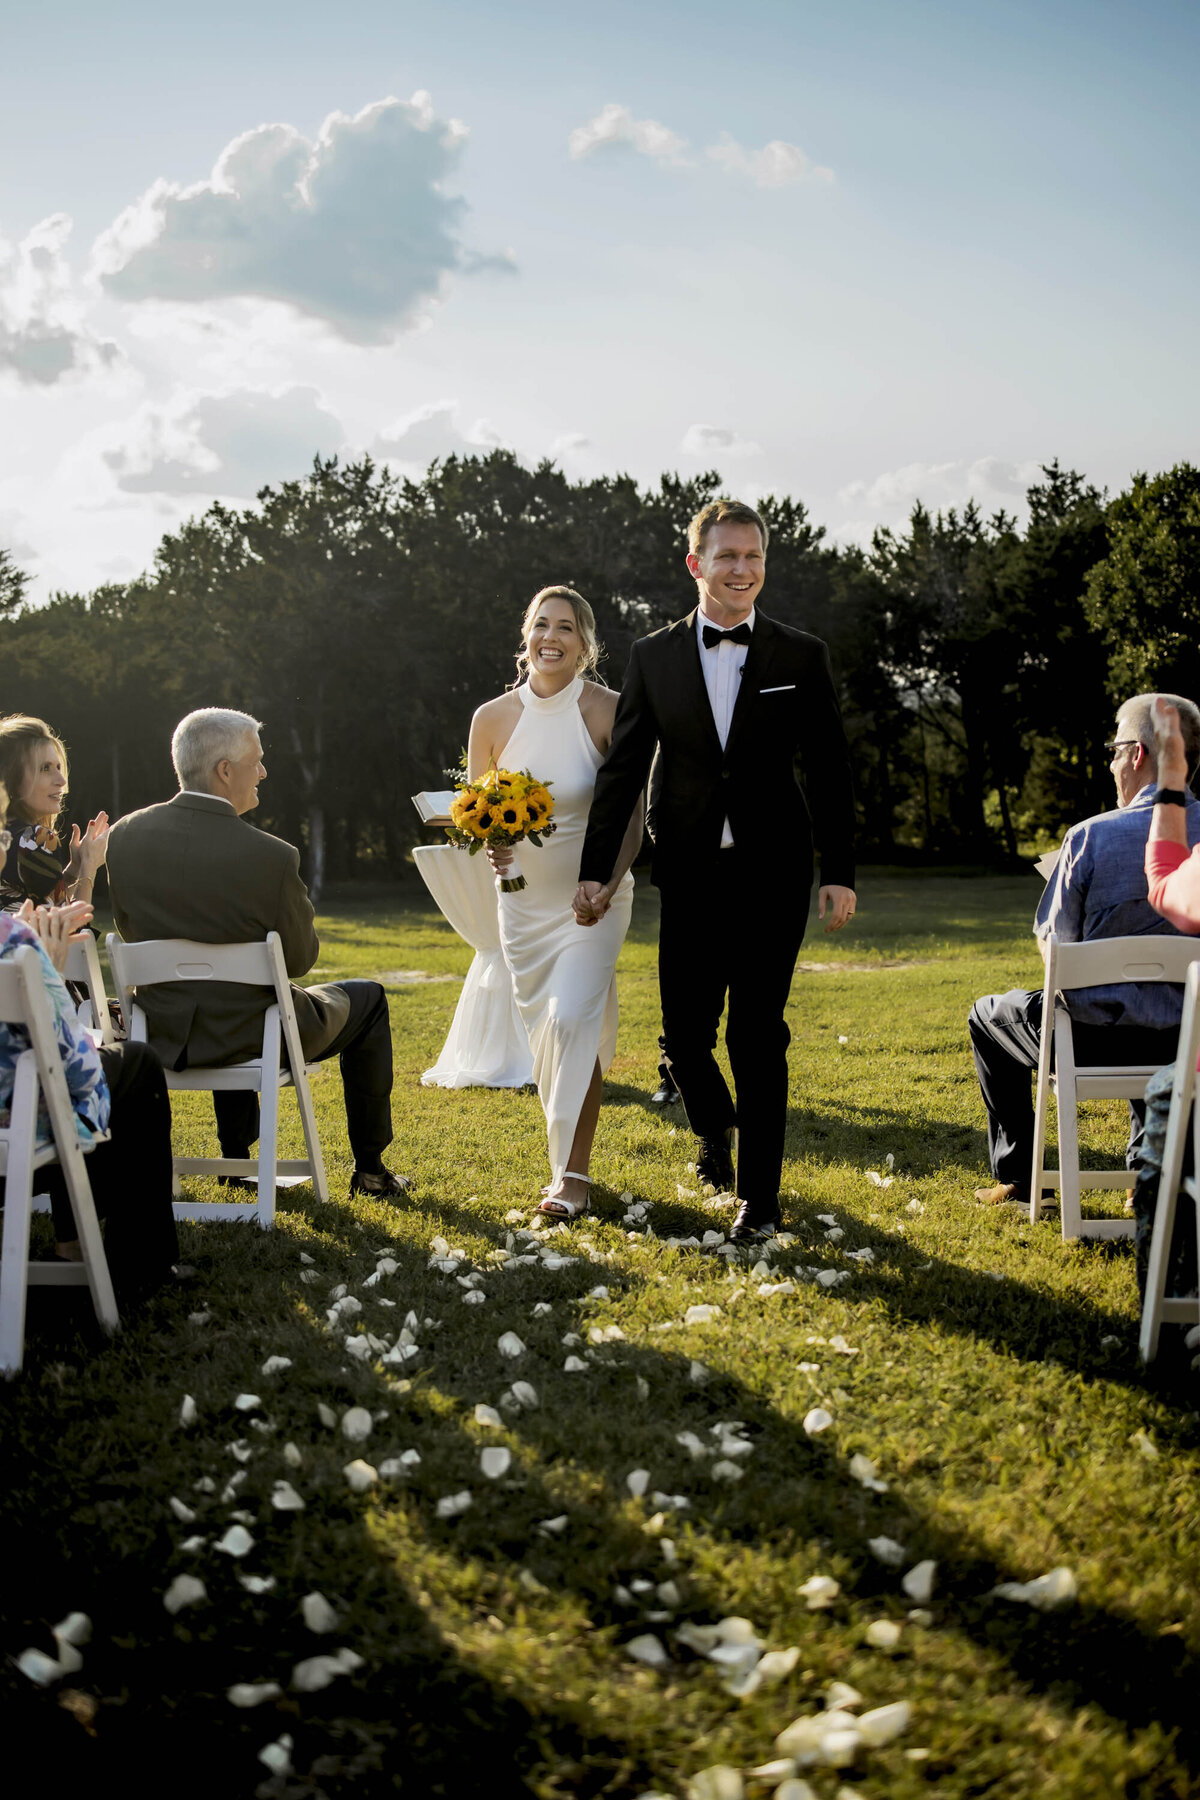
[968,988,1180,1200]
[45,1039,180,1298]
[207,979,394,1172]
[658,850,807,1208]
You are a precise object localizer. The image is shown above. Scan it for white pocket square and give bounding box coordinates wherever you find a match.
[759,684,796,694]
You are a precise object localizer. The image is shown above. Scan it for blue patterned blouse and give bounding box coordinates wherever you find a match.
[0,914,111,1145]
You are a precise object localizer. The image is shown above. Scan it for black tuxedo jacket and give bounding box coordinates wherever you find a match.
[580,608,855,893]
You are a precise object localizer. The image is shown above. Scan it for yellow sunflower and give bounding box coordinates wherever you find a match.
[497,798,530,834]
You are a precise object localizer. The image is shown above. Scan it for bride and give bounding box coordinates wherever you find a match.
[468,587,643,1220]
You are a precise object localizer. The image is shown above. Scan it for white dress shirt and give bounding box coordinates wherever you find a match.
[697,605,755,847]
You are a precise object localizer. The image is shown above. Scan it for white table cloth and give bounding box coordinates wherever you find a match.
[413,843,533,1088]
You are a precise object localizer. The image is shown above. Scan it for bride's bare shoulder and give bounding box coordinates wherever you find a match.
[579,680,619,722]
[472,691,522,729]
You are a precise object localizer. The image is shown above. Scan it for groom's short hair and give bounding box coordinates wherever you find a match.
[688,499,769,556]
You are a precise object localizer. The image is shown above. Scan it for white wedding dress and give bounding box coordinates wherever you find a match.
[497,675,634,1184]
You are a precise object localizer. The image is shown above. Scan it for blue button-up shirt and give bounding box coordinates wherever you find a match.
[1034,785,1200,1027]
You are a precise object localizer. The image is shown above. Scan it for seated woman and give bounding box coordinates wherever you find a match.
[0,778,178,1300]
[1133,696,1200,1307]
[0,714,109,910]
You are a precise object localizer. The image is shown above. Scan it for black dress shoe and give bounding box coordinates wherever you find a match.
[650,1079,681,1105]
[728,1199,782,1244]
[350,1168,414,1199]
[696,1130,736,1191]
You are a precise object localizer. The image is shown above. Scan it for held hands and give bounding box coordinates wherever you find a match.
[573,880,612,927]
[67,812,110,879]
[818,884,856,934]
[18,898,95,974]
[1151,698,1189,790]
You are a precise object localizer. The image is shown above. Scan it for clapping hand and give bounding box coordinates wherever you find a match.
[573,880,612,927]
[818,885,857,934]
[18,898,95,974]
[1151,697,1189,790]
[68,811,110,879]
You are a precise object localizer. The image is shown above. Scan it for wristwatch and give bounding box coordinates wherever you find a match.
[1154,788,1189,806]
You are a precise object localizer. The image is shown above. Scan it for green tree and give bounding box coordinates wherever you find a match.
[1084,462,1200,702]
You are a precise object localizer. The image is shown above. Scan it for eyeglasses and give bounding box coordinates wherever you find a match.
[1105,739,1141,755]
[0,828,10,853]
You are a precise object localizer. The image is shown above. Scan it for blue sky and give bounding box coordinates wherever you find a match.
[3,0,1198,595]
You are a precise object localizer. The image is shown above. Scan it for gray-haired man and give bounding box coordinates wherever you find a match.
[107,708,409,1199]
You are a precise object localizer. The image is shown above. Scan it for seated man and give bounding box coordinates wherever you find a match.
[106,708,409,1200]
[969,690,1200,1210]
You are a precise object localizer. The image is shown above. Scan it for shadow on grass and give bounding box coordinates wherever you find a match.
[5,1191,1197,1796]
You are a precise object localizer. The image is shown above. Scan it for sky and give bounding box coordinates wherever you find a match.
[2,0,1198,598]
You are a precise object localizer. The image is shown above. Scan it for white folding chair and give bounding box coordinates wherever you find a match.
[1031,933,1200,1241]
[0,946,118,1377]
[1139,961,1200,1362]
[106,933,329,1230]
[65,932,117,1048]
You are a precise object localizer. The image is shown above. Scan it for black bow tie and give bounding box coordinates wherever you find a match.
[702,621,752,650]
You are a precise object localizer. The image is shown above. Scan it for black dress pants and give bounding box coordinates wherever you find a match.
[48,1040,179,1296]
[967,988,1180,1197]
[658,852,807,1205]
[213,979,394,1168]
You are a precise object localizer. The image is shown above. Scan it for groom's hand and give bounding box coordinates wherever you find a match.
[573,880,611,927]
[819,885,856,933]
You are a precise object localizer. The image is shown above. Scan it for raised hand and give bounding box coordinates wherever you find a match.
[818,884,856,934]
[68,811,110,879]
[1151,697,1189,789]
[21,899,95,973]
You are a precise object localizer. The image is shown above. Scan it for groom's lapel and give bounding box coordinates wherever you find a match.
[670,610,723,759]
[724,612,780,757]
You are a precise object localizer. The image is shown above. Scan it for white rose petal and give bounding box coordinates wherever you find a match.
[1130,1429,1159,1458]
[857,1700,911,1746]
[215,1525,254,1558]
[271,1481,305,1513]
[169,1496,196,1523]
[463,1290,486,1305]
[261,1356,293,1376]
[757,1646,801,1684]
[829,1335,857,1355]
[510,1380,539,1409]
[16,1648,64,1685]
[341,1406,373,1443]
[684,1304,721,1325]
[344,1336,374,1361]
[292,1648,364,1693]
[626,1467,651,1497]
[436,1490,473,1518]
[991,1566,1077,1610]
[803,1408,833,1436]
[317,1403,337,1429]
[344,1459,378,1493]
[868,1535,906,1568]
[625,1633,670,1669]
[258,1737,294,1776]
[563,1355,588,1372]
[474,1403,503,1428]
[53,1612,91,1648]
[301,1592,339,1634]
[227,1681,283,1708]
[163,1574,207,1614]
[711,1459,744,1482]
[902,1559,936,1604]
[686,1767,744,1800]
[481,1447,512,1480]
[537,1514,568,1535]
[531,1302,553,1316]
[179,1395,197,1428]
[798,1574,839,1610]
[825,1680,863,1711]
[234,1394,262,1412]
[865,1618,902,1650]
[239,1574,276,1594]
[283,1441,303,1469]
[497,1332,526,1358]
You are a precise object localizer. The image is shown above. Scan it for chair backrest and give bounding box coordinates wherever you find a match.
[105,933,307,1073]
[64,933,116,1048]
[1049,933,1200,993]
[0,946,100,1163]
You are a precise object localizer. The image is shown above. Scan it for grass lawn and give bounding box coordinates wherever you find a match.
[2,867,1198,1797]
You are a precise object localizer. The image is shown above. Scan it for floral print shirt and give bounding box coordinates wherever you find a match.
[0,913,110,1145]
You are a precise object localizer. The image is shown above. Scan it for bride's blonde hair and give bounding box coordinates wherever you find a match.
[515,586,604,684]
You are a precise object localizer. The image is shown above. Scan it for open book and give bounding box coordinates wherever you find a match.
[411,790,455,827]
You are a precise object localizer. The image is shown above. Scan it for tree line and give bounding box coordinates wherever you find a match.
[2,454,1199,900]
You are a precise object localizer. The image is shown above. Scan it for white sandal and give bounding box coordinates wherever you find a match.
[535,1171,591,1221]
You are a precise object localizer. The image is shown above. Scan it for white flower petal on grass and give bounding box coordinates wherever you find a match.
[344,1460,378,1493]
[474,1403,503,1428]
[179,1395,197,1428]
[689,1360,709,1384]
[756,1647,801,1684]
[865,1618,902,1650]
[829,1335,857,1356]
[271,1481,305,1513]
[908,1606,933,1625]
[180,1536,207,1553]
[497,1332,526,1358]
[758,1280,796,1297]
[991,1566,1077,1610]
[436,1490,473,1518]
[227,1681,283,1707]
[169,1496,196,1523]
[341,1407,373,1444]
[234,1394,262,1412]
[301,1592,339,1634]
[510,1380,539,1409]
[825,1680,863,1711]
[164,1574,207,1614]
[52,1613,91,1648]
[538,1514,569,1535]
[261,1356,293,1376]
[283,1441,303,1469]
[684,1304,721,1325]
[803,1408,833,1436]
[798,1574,840,1610]
[239,1574,277,1594]
[292,1648,364,1693]
[564,1356,588,1372]
[17,1648,63,1685]
[816,1270,851,1288]
[626,1468,651,1497]
[481,1447,512,1480]
[711,1460,744,1482]
[299,1251,315,1265]
[317,1403,337,1429]
[188,1311,212,1325]
[848,1454,888,1493]
[505,1209,525,1224]
[1130,1429,1159,1458]
[749,1766,807,1791]
[215,1525,254,1558]
[856,1700,911,1746]
[462,1290,486,1306]
[300,1269,321,1285]
[52,1636,84,1675]
[344,1336,374,1362]
[625,1633,670,1669]
[868,1536,906,1567]
[686,1767,744,1800]
[901,1560,936,1604]
[531,1302,553,1317]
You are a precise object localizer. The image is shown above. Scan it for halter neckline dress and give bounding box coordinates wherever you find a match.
[497,675,634,1184]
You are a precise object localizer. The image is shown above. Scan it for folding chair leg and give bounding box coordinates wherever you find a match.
[256,1015,281,1229]
[293,1068,329,1204]
[1140,1084,1192,1362]
[0,1058,39,1377]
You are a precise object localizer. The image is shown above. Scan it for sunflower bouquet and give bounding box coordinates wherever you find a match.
[445,764,556,893]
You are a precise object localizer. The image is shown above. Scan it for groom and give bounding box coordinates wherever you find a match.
[575,498,857,1244]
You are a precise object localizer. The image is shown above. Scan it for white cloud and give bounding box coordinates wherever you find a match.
[100,386,345,497]
[836,456,1042,516]
[370,400,505,466]
[0,214,118,385]
[549,431,590,457]
[568,104,690,166]
[681,422,762,459]
[707,134,833,188]
[92,94,508,345]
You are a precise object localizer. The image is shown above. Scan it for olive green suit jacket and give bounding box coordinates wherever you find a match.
[106,793,350,1069]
